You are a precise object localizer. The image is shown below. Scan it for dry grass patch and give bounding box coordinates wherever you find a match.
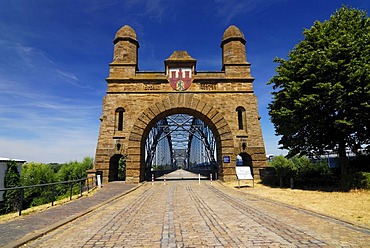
[226,180,370,227]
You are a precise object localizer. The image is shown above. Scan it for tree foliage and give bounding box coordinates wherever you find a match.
[268,6,370,186]
[57,157,93,182]
[21,162,56,185]
[2,161,21,213]
[20,162,56,207]
[55,157,94,198]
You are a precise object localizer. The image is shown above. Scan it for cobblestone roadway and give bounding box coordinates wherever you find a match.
[25,181,370,247]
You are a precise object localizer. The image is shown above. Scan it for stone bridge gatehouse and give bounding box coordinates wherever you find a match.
[91,24,267,184]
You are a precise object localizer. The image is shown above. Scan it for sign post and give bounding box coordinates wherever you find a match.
[235,166,254,188]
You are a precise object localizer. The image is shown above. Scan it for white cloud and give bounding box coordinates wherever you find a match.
[212,0,257,24]
[141,0,167,22]
[210,0,288,25]
[13,43,57,69]
[85,0,170,23]
[56,69,79,81]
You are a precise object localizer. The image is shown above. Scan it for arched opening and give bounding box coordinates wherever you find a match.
[109,154,126,181]
[141,108,221,181]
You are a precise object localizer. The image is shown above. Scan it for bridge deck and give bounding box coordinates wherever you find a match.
[156,169,207,180]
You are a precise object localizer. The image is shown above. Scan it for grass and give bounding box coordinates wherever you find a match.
[226,180,370,227]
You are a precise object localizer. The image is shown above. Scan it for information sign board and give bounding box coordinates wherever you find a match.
[235,166,253,180]
[223,156,230,163]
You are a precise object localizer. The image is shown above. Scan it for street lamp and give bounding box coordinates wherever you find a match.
[115,139,121,151]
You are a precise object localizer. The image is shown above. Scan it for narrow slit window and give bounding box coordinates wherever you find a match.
[236,106,246,130]
[116,108,125,131]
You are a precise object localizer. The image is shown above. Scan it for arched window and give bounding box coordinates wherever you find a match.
[236,106,246,130]
[115,108,125,131]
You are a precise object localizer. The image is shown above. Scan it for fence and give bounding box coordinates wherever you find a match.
[0,176,97,216]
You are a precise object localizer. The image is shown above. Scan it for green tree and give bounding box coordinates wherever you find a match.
[20,162,55,207]
[56,157,93,197]
[57,157,93,182]
[21,162,55,185]
[2,161,21,213]
[268,6,370,188]
[48,163,62,173]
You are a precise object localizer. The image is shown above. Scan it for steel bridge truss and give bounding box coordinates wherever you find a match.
[145,114,217,171]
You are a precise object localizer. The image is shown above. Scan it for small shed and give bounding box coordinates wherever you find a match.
[0,157,26,202]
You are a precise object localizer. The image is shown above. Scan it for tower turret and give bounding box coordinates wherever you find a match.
[221,25,249,75]
[110,25,139,77]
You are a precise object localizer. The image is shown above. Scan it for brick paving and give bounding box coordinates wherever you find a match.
[0,182,138,248]
[17,180,370,248]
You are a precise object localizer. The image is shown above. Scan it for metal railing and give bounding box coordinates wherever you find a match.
[0,176,97,216]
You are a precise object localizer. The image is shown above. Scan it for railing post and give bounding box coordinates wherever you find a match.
[87,177,90,193]
[80,180,83,197]
[97,174,102,188]
[19,188,24,216]
[69,183,73,200]
[290,177,294,189]
[51,185,55,206]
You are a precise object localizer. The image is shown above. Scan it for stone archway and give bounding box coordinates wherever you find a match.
[93,25,267,184]
[125,95,234,183]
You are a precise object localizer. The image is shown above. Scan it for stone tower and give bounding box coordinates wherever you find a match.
[92,24,267,184]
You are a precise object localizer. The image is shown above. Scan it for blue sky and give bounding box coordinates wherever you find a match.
[1,0,369,163]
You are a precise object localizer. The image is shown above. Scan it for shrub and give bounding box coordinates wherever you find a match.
[266,155,333,188]
[349,172,370,189]
[291,156,333,188]
[269,155,296,187]
[349,155,370,172]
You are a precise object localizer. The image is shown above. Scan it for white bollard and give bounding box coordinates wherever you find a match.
[97,175,102,188]
[152,174,154,185]
[164,175,166,185]
[198,174,200,185]
[210,173,213,185]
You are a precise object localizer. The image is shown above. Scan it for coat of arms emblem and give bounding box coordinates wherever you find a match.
[168,68,192,91]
